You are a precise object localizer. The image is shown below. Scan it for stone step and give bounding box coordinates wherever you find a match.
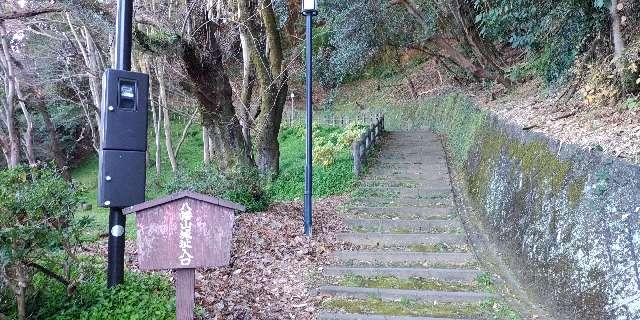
[337,233,466,246]
[318,286,492,303]
[318,312,474,320]
[368,170,449,177]
[367,172,449,178]
[373,156,445,162]
[323,267,481,283]
[335,251,476,266]
[375,154,445,160]
[346,207,455,220]
[361,178,450,184]
[349,198,453,207]
[355,187,453,194]
[359,180,447,188]
[344,218,462,233]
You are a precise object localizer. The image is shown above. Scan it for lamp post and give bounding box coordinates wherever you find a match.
[302,0,317,236]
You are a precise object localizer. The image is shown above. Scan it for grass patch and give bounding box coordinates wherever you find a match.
[71,120,366,237]
[337,274,479,292]
[267,124,360,201]
[322,297,481,318]
[480,299,522,320]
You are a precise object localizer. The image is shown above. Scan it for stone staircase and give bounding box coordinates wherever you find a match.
[317,131,507,320]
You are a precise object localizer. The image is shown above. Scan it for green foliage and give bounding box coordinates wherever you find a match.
[0,164,86,262]
[474,0,608,84]
[8,269,174,320]
[479,299,522,320]
[165,164,270,212]
[32,103,85,163]
[268,124,361,201]
[623,97,640,111]
[0,165,89,318]
[315,0,422,88]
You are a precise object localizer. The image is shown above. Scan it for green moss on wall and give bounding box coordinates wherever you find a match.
[467,129,506,203]
[508,141,571,193]
[412,92,586,215]
[568,178,586,209]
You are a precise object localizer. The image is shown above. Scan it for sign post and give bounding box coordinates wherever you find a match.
[124,191,243,320]
[98,0,149,288]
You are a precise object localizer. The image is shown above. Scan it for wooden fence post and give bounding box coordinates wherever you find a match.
[352,141,361,177]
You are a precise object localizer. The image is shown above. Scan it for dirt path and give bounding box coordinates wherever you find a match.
[316,130,540,320]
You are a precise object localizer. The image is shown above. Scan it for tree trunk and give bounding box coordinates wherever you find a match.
[143,57,162,175]
[181,9,253,169]
[16,285,25,320]
[609,0,624,68]
[15,84,36,166]
[431,35,512,87]
[66,14,103,149]
[157,64,178,172]
[36,102,71,181]
[0,22,36,165]
[238,31,254,155]
[173,112,195,158]
[447,0,504,71]
[0,22,20,168]
[237,0,288,176]
[203,125,210,164]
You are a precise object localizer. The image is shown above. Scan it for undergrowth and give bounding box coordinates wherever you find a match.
[2,268,174,320]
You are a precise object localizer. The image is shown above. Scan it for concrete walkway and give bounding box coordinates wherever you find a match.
[318,131,502,320]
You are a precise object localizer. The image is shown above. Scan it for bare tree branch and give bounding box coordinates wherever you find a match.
[0,7,62,21]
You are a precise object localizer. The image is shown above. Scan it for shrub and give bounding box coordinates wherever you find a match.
[474,0,608,84]
[2,266,175,320]
[0,164,89,320]
[164,164,270,212]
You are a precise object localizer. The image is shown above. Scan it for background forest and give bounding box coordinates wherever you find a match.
[0,0,638,318]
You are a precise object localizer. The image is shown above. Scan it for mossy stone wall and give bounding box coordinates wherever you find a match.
[424,93,640,320]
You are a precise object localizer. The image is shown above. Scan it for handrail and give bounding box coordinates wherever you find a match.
[352,114,384,177]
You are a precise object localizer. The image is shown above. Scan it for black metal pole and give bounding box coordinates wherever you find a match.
[107,0,133,288]
[303,12,314,236]
[114,0,133,71]
[107,207,126,287]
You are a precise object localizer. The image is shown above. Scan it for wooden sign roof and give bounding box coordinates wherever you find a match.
[123,190,245,214]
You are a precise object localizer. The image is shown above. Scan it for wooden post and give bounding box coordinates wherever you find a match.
[352,141,361,177]
[370,124,375,145]
[175,269,195,320]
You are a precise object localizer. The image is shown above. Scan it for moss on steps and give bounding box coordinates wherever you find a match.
[322,297,521,319]
[334,273,495,293]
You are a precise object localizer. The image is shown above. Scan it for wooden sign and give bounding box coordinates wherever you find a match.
[124,191,244,320]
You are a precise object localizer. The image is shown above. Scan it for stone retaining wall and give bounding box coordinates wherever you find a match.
[428,93,640,319]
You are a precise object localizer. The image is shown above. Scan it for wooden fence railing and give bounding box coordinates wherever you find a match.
[352,115,384,177]
[285,112,383,127]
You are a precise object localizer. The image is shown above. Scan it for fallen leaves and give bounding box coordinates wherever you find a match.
[193,197,347,319]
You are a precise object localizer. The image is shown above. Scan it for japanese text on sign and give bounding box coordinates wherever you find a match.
[179,202,194,266]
